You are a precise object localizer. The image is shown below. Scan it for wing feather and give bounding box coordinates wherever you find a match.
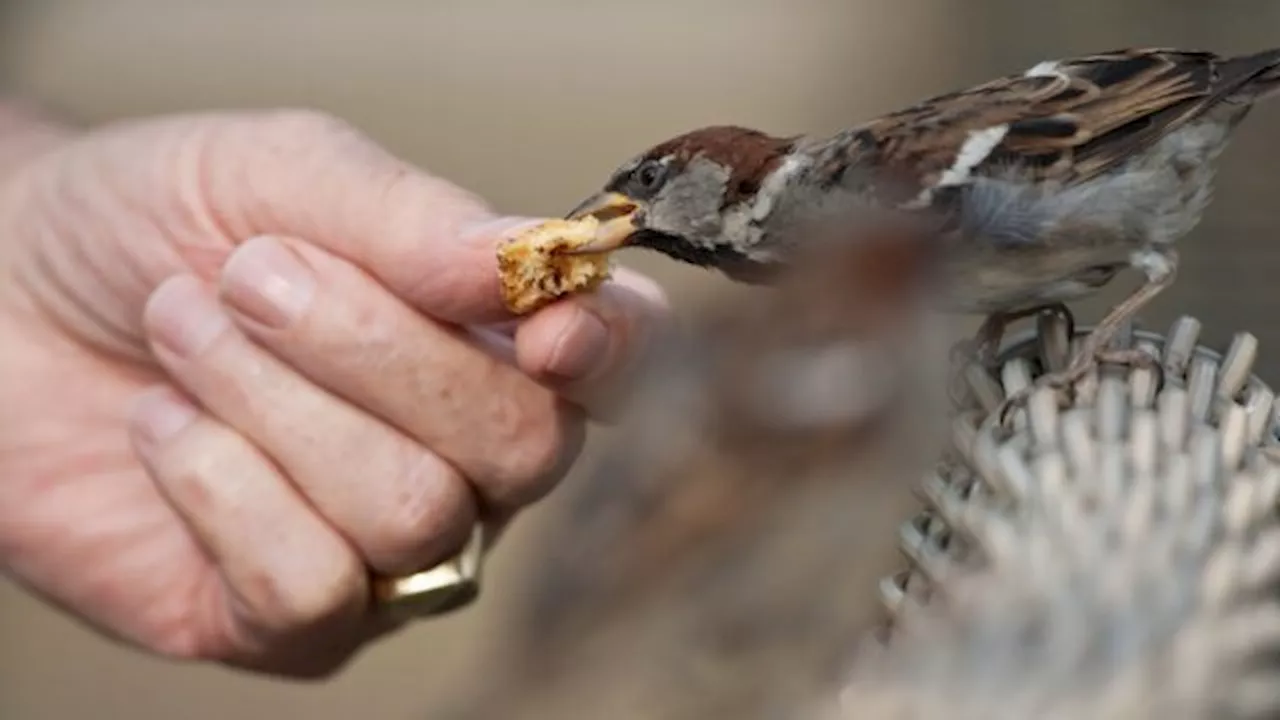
[848,48,1280,202]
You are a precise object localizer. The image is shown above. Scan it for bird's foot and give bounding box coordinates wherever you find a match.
[948,337,984,369]
[994,374,1075,430]
[995,342,1162,427]
[952,303,1074,369]
[949,304,1074,411]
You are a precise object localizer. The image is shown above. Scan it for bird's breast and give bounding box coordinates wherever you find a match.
[935,245,1129,315]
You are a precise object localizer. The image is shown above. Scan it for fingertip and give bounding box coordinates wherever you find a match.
[512,270,671,418]
[590,270,673,360]
[514,270,670,380]
[607,266,672,313]
[401,215,556,326]
[456,216,547,248]
[514,301,611,383]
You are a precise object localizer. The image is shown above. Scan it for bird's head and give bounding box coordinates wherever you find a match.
[563,126,806,284]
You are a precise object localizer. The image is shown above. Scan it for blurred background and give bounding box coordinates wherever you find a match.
[2,1,1280,718]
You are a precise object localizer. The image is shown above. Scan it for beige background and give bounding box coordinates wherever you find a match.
[3,2,1280,718]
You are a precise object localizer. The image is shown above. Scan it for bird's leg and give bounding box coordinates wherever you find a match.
[1051,248,1177,383]
[995,248,1177,427]
[949,303,1066,368]
[947,304,1066,408]
[947,313,1009,407]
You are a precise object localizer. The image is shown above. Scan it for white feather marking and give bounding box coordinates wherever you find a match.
[1025,60,1067,79]
[902,124,1010,209]
[720,153,811,263]
[750,153,809,222]
[937,125,1010,187]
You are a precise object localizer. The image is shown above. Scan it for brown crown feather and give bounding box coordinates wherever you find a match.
[642,125,798,207]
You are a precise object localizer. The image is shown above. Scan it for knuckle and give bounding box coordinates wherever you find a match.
[372,157,416,204]
[278,553,366,630]
[258,108,356,144]
[239,550,365,634]
[372,451,473,570]
[143,597,228,662]
[149,627,215,662]
[484,393,584,505]
[151,429,365,633]
[152,430,230,507]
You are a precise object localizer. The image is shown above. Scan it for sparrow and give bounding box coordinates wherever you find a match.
[562,47,1280,403]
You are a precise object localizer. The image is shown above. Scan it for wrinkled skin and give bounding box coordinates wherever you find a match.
[0,104,668,678]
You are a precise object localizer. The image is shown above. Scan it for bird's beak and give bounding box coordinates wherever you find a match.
[562,192,642,255]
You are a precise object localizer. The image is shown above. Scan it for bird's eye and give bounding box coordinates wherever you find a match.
[633,160,666,193]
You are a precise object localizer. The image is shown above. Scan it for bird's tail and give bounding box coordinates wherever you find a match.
[1220,47,1280,102]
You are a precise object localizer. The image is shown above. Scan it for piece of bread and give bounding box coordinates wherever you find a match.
[497,217,614,314]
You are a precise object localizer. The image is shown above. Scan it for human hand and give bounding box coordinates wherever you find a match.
[0,107,668,677]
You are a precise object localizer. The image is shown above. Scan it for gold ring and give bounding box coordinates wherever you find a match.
[370,523,486,619]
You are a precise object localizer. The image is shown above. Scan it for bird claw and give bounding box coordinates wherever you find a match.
[948,337,983,367]
[994,344,1163,428]
[995,373,1076,429]
[951,302,1075,376]
[946,339,989,409]
[1091,347,1166,389]
[994,386,1033,428]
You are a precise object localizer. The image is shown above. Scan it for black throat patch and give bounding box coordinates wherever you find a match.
[631,229,785,285]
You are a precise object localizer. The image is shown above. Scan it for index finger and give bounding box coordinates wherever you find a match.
[198,110,556,325]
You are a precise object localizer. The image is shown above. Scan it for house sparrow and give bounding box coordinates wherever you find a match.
[563,47,1280,403]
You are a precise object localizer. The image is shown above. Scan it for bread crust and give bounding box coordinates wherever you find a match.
[497,217,614,314]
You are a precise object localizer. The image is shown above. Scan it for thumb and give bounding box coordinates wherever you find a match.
[197,109,549,325]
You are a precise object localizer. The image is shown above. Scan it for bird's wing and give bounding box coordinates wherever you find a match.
[843,48,1280,205]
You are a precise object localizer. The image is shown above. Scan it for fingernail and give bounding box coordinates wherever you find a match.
[460,216,545,244]
[545,305,612,381]
[130,387,199,445]
[147,276,232,357]
[220,236,316,328]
